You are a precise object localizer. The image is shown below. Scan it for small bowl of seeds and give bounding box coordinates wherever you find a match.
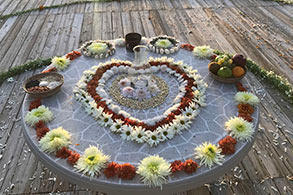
[23,72,64,98]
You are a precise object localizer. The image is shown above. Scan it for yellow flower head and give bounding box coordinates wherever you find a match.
[195,142,224,168]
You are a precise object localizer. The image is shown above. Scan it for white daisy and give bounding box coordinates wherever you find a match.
[120,125,133,141]
[131,126,147,144]
[174,115,192,130]
[110,119,124,133]
[145,130,161,147]
[99,113,113,127]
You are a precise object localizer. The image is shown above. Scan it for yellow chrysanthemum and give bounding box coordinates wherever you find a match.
[225,117,254,141]
[136,155,171,188]
[194,142,224,168]
[39,127,71,153]
[87,42,108,54]
[51,56,70,71]
[193,45,214,59]
[235,92,259,105]
[74,145,110,177]
[25,105,53,127]
[154,39,173,48]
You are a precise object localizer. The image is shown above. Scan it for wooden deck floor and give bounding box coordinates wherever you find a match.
[0,0,293,194]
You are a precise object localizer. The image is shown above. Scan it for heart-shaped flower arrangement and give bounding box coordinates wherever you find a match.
[73,57,207,146]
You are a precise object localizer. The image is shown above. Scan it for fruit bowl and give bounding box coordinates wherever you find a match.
[23,72,64,98]
[209,67,247,84]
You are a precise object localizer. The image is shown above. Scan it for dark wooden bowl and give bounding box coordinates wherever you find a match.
[209,67,247,84]
[23,72,64,98]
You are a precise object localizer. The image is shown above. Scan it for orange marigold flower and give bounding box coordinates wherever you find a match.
[41,67,57,74]
[236,82,247,92]
[39,5,44,11]
[170,160,183,173]
[29,99,41,111]
[182,159,198,174]
[56,147,72,159]
[238,113,253,122]
[238,103,254,115]
[104,162,120,178]
[67,152,80,166]
[36,126,49,139]
[218,136,237,155]
[117,163,136,180]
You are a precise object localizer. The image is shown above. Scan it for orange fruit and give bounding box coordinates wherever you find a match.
[232,66,245,77]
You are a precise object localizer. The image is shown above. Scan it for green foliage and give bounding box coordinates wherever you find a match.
[214,50,293,103]
[0,58,52,84]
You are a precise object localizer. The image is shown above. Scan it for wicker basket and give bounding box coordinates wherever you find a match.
[209,68,246,84]
[23,72,64,98]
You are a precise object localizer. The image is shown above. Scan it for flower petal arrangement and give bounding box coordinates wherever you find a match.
[73,57,207,146]
[136,155,171,188]
[194,142,224,169]
[193,45,214,59]
[225,117,254,141]
[75,145,110,177]
[51,56,70,71]
[81,40,115,59]
[39,127,71,153]
[235,91,259,105]
[25,105,53,127]
[148,35,180,55]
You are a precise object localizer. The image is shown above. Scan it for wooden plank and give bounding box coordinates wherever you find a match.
[112,11,123,39]
[121,11,133,35]
[0,16,17,44]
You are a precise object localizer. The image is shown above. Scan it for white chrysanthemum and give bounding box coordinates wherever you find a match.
[131,126,147,144]
[174,115,192,130]
[87,42,108,54]
[39,127,71,153]
[154,39,173,49]
[225,117,254,141]
[75,145,110,177]
[51,56,70,71]
[146,130,161,147]
[120,125,133,141]
[194,142,224,169]
[235,92,259,106]
[110,119,124,133]
[99,113,113,127]
[114,38,125,46]
[25,105,53,127]
[192,45,214,59]
[137,155,171,188]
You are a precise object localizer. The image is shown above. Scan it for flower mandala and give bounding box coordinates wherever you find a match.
[148,35,180,55]
[81,40,115,59]
[74,57,207,146]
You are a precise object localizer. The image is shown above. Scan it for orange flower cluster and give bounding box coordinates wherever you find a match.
[236,82,254,122]
[35,120,49,139]
[41,67,57,74]
[104,162,136,180]
[236,82,247,92]
[218,136,237,155]
[181,43,194,51]
[170,159,198,174]
[56,147,72,159]
[67,151,80,165]
[29,99,41,111]
[66,50,81,60]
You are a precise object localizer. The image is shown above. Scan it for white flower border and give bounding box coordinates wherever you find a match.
[148,35,180,55]
[81,40,116,59]
[74,57,207,147]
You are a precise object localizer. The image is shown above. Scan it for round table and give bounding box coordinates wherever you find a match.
[22,46,259,195]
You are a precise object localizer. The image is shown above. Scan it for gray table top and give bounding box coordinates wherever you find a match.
[22,46,259,195]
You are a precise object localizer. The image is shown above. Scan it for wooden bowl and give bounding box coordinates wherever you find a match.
[23,72,64,98]
[209,67,247,84]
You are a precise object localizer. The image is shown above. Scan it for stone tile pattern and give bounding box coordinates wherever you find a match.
[22,46,258,186]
